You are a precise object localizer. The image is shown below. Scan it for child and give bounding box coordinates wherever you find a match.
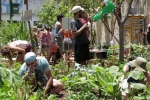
[58,29,73,61]
[40,30,47,58]
[50,45,63,66]
[80,9,91,40]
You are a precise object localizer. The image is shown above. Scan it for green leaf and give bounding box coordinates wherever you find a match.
[108,66,119,73]
[126,0,131,3]
[120,79,128,89]
[134,95,150,100]
[47,94,57,100]
[128,70,141,80]
[130,83,147,90]
[85,93,99,100]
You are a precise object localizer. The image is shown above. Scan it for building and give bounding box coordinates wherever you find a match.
[2,0,44,28]
[94,0,150,46]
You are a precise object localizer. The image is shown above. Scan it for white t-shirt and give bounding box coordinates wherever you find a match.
[56,21,61,26]
[49,32,55,43]
[88,21,91,41]
[9,40,29,49]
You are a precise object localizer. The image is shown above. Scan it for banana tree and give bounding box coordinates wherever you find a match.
[0,20,29,44]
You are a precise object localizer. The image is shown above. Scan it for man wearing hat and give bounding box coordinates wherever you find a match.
[123,57,150,83]
[19,52,63,95]
[121,57,150,97]
[70,6,90,65]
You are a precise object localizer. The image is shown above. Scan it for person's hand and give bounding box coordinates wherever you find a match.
[28,65,36,72]
[83,23,89,29]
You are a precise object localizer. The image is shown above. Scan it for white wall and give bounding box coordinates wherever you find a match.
[2,0,45,28]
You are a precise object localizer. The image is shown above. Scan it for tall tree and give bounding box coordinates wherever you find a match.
[113,0,133,62]
[37,0,134,62]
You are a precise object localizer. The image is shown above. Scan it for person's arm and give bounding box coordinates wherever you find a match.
[70,21,88,38]
[45,70,53,94]
[18,63,26,76]
[42,59,53,95]
[56,22,62,30]
[73,24,88,37]
[121,64,130,81]
[58,28,64,40]
[10,47,25,56]
[87,29,90,39]
[87,22,91,39]
[142,66,150,84]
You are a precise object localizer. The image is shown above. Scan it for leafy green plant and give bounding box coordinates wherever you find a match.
[0,66,22,99]
[102,42,109,49]
[36,0,73,27]
[62,63,124,99]
[51,61,70,79]
[0,20,29,44]
[65,91,99,100]
[126,44,150,61]
[96,43,101,50]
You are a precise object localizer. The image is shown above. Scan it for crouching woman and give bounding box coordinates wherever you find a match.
[120,57,150,98]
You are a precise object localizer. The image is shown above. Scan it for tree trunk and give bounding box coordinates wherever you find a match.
[119,23,124,62]
[0,0,1,24]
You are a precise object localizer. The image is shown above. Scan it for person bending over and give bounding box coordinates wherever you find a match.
[50,45,63,66]
[18,52,63,96]
[1,40,31,65]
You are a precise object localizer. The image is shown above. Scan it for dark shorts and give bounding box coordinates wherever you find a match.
[64,43,73,51]
[25,43,31,53]
[127,77,140,83]
[42,44,47,49]
[74,43,90,62]
[33,42,39,49]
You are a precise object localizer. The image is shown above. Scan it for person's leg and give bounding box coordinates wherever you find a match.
[84,43,90,65]
[46,46,51,61]
[47,43,54,62]
[49,79,63,94]
[74,43,88,65]
[64,42,69,60]
[56,37,62,50]
[34,48,39,55]
[47,51,51,62]
[16,53,24,64]
[41,44,46,57]
[51,55,57,66]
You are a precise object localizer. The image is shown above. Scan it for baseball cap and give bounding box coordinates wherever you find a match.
[24,52,36,63]
[51,45,58,52]
[129,57,147,72]
[72,6,84,13]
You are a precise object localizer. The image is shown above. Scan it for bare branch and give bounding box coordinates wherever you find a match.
[114,11,121,25]
[101,17,119,43]
[101,18,112,33]
[122,0,133,24]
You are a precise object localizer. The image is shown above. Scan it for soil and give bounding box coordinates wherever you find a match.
[58,91,68,100]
